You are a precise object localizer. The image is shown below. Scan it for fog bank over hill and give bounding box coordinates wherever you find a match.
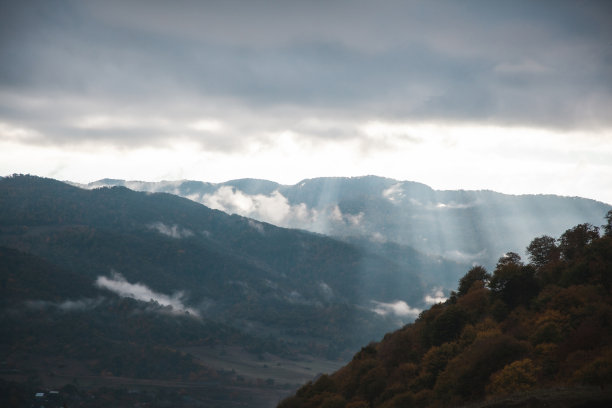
[84,176,611,269]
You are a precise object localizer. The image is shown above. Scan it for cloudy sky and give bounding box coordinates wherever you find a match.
[1,0,611,203]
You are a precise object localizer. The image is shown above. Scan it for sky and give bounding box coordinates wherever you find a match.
[1,0,611,203]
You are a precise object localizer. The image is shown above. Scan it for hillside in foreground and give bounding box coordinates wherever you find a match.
[279,214,612,408]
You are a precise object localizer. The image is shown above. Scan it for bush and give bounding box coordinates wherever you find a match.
[486,358,539,396]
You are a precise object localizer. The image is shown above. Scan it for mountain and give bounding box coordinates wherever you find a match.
[4,175,610,407]
[278,220,612,408]
[83,176,612,280]
[0,175,458,323]
[0,174,461,407]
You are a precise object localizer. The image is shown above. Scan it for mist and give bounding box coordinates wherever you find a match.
[95,271,199,317]
[371,300,421,319]
[148,221,194,239]
[24,298,104,312]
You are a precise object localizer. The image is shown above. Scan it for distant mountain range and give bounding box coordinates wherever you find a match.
[2,174,611,407]
[82,176,611,271]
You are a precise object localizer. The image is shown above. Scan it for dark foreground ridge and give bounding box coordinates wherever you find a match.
[279,213,612,408]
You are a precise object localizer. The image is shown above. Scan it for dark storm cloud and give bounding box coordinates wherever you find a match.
[1,0,611,149]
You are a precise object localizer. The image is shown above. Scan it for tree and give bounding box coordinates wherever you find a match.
[489,263,539,308]
[358,365,387,403]
[420,342,460,387]
[558,223,599,261]
[496,252,523,268]
[604,210,612,236]
[379,391,414,408]
[458,266,490,296]
[573,349,612,388]
[428,305,468,346]
[345,400,368,408]
[278,396,304,408]
[320,394,347,408]
[433,334,528,401]
[526,235,559,268]
[487,359,539,396]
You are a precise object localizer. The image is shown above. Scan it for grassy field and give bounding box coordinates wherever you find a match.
[1,346,345,407]
[183,345,345,386]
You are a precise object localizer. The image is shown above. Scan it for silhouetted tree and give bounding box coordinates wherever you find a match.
[458,266,490,296]
[526,235,559,268]
[489,262,539,308]
[558,223,599,261]
[604,210,612,236]
[496,252,522,268]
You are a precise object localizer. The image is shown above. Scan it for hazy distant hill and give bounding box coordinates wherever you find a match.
[2,175,445,354]
[84,176,611,272]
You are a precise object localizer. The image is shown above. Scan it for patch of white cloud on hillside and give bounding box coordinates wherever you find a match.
[330,205,364,226]
[95,271,199,317]
[318,281,334,301]
[248,219,265,234]
[382,183,405,203]
[370,232,387,243]
[194,186,318,228]
[434,201,478,210]
[424,287,447,305]
[371,300,421,318]
[24,298,104,312]
[148,222,194,238]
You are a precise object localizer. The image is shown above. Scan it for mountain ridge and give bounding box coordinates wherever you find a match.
[77,175,611,274]
[83,175,610,205]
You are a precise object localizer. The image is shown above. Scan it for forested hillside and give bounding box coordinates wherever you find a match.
[279,214,612,408]
[0,174,434,358]
[0,174,463,407]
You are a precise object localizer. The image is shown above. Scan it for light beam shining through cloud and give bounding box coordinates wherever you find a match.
[1,0,611,203]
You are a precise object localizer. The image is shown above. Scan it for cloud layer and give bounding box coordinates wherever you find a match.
[2,0,611,150]
[1,1,611,203]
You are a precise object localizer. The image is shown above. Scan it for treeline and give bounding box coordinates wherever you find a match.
[279,213,612,408]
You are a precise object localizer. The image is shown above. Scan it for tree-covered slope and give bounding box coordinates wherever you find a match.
[0,175,452,363]
[279,214,612,408]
